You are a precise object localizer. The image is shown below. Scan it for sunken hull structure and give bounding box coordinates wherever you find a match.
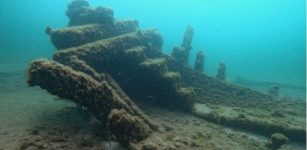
[26,0,305,149]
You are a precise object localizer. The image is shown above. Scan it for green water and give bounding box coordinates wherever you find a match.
[0,0,306,87]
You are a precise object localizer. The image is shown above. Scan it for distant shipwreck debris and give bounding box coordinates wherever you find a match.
[27,0,305,149]
[194,51,205,73]
[216,62,226,81]
[268,85,279,98]
[172,25,194,64]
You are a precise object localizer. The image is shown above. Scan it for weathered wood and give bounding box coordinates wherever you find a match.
[194,51,205,72]
[52,30,195,112]
[47,20,139,49]
[28,60,156,133]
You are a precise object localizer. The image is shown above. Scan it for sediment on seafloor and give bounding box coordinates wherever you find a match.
[192,110,305,143]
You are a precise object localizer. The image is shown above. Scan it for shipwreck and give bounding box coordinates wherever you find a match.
[27,0,305,149]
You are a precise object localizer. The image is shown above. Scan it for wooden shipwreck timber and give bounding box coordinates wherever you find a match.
[27,0,305,149]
